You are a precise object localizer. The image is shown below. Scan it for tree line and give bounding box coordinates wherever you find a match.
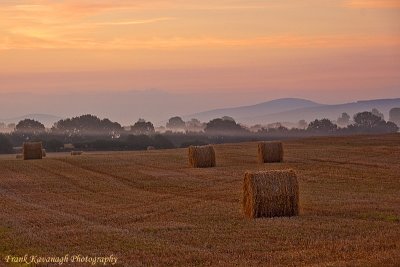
[0,108,399,154]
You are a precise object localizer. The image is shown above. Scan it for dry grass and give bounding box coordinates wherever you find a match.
[0,134,399,266]
[258,141,283,163]
[23,142,43,160]
[243,170,299,218]
[188,145,216,168]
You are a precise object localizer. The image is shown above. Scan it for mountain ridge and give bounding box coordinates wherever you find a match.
[187,97,400,125]
[184,98,324,122]
[2,97,400,127]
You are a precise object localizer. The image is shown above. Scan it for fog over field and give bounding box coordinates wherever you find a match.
[0,90,264,125]
[1,90,400,127]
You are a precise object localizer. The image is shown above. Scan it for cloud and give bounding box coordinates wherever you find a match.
[0,0,338,15]
[344,0,400,9]
[13,4,50,11]
[95,17,175,26]
[0,1,399,52]
[0,1,179,50]
[1,33,399,50]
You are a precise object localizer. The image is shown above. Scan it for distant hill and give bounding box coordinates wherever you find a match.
[2,97,400,128]
[186,98,400,125]
[249,98,400,125]
[185,98,324,123]
[0,114,63,128]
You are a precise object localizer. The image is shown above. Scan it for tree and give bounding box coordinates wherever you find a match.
[298,120,308,129]
[351,111,398,133]
[307,119,337,133]
[266,122,285,129]
[15,119,45,134]
[186,118,205,132]
[337,113,350,126]
[371,108,384,120]
[152,134,175,149]
[131,119,155,135]
[43,139,64,152]
[221,116,235,122]
[250,124,263,132]
[0,134,13,154]
[53,114,122,136]
[259,124,289,134]
[389,107,400,126]
[126,134,152,150]
[0,122,5,129]
[353,112,382,128]
[204,118,247,135]
[166,116,186,130]
[385,121,400,133]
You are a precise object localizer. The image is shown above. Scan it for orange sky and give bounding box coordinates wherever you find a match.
[0,0,399,101]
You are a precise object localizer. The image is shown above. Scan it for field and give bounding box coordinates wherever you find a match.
[0,134,399,266]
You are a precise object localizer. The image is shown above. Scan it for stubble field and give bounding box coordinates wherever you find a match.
[0,134,399,266]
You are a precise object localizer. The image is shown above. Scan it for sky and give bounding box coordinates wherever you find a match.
[0,0,399,115]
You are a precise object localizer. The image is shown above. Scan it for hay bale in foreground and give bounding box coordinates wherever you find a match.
[71,151,83,156]
[258,141,283,163]
[243,170,299,218]
[16,154,23,159]
[42,149,46,157]
[23,142,43,160]
[188,145,216,168]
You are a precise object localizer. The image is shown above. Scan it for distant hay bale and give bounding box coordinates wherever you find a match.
[64,143,75,150]
[258,141,284,163]
[243,170,299,218]
[23,142,43,160]
[13,147,23,154]
[188,145,216,168]
[71,151,83,156]
[16,154,23,159]
[42,149,46,157]
[147,146,155,151]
